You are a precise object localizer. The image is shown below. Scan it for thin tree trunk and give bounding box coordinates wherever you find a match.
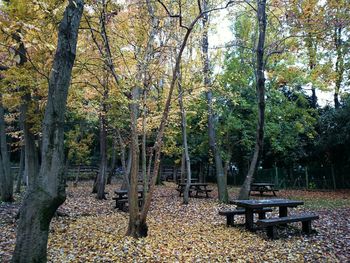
[127,0,158,237]
[12,1,84,261]
[306,32,317,108]
[107,132,117,184]
[334,25,344,109]
[202,0,228,203]
[15,146,25,193]
[20,94,39,189]
[177,71,192,204]
[97,112,108,200]
[117,130,130,190]
[238,0,267,200]
[141,90,148,198]
[180,150,185,183]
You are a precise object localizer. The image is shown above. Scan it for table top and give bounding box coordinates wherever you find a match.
[251,182,275,186]
[178,182,208,187]
[232,199,304,208]
[115,189,143,194]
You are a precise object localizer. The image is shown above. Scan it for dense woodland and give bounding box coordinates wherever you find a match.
[0,0,349,262]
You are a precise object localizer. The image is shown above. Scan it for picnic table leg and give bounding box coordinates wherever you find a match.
[245,208,254,231]
[279,207,288,217]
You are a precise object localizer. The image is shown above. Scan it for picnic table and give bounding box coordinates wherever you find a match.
[231,198,319,239]
[113,189,143,211]
[250,182,279,196]
[177,182,212,198]
[232,199,304,231]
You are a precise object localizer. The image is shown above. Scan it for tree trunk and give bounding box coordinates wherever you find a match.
[20,94,39,189]
[334,25,344,109]
[117,130,130,190]
[177,71,192,204]
[97,112,108,200]
[141,90,148,198]
[107,132,117,184]
[238,0,267,200]
[202,0,228,203]
[126,84,141,237]
[180,150,185,183]
[306,32,317,108]
[0,95,13,202]
[127,0,158,237]
[12,1,84,261]
[15,146,25,193]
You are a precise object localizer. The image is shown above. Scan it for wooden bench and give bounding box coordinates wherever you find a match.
[256,214,319,239]
[219,208,273,227]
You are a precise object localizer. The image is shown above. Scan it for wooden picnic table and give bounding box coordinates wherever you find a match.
[176,178,198,184]
[113,189,143,210]
[232,199,304,230]
[250,182,279,196]
[177,182,212,198]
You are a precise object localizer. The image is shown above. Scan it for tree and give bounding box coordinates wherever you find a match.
[202,0,228,203]
[127,0,235,237]
[0,93,13,202]
[12,1,84,261]
[238,0,267,200]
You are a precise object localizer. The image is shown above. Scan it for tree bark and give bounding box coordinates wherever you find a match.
[0,94,13,202]
[107,132,117,184]
[306,32,317,108]
[12,1,84,261]
[202,0,228,203]
[126,84,141,237]
[334,25,344,109]
[238,0,267,200]
[127,0,158,237]
[15,146,25,193]
[141,90,148,198]
[177,71,192,204]
[97,112,108,199]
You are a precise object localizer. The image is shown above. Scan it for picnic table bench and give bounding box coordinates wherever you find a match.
[257,214,319,239]
[219,207,272,227]
[232,199,319,239]
[250,182,279,196]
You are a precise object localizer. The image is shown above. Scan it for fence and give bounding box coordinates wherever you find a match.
[252,165,350,190]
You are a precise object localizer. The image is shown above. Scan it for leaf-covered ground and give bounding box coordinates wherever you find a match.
[1,181,349,262]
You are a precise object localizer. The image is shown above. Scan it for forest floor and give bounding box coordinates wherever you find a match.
[1,180,350,262]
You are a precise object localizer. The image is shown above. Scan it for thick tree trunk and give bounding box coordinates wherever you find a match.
[12,1,84,261]
[238,0,267,200]
[0,95,13,202]
[177,72,192,204]
[127,83,141,237]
